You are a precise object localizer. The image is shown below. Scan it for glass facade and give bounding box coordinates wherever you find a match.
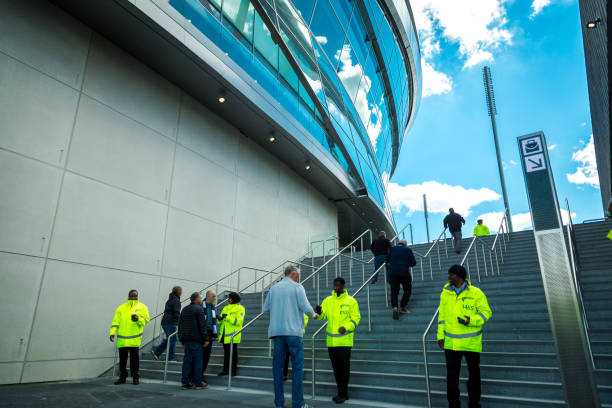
[165,0,420,223]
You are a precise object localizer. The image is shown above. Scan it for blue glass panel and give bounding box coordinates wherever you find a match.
[337,43,362,102]
[363,0,384,33]
[298,82,315,112]
[330,0,353,31]
[221,0,254,42]
[378,20,395,63]
[251,50,278,98]
[254,12,278,69]
[346,8,370,68]
[310,0,346,68]
[220,25,252,74]
[178,0,222,44]
[290,0,316,25]
[279,52,299,92]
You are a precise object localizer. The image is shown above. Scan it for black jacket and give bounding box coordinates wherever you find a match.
[370,237,392,256]
[386,244,417,277]
[161,293,181,325]
[178,303,209,344]
[443,212,465,232]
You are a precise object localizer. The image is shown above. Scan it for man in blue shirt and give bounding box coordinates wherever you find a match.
[387,240,417,320]
[263,266,318,408]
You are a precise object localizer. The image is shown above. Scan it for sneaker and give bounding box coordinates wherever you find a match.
[150,351,159,361]
[399,307,411,314]
[114,378,126,385]
[392,307,399,320]
[194,382,208,389]
[181,384,193,390]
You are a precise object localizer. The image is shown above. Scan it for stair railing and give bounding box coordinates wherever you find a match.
[422,209,510,408]
[411,228,449,280]
[225,229,374,390]
[310,260,386,399]
[565,199,595,369]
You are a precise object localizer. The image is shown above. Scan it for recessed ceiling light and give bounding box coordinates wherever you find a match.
[586,18,601,28]
[269,136,276,142]
[351,202,356,206]
[218,96,226,103]
[305,161,311,171]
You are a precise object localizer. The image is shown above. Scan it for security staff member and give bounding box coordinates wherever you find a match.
[473,219,490,237]
[217,292,245,376]
[110,289,150,385]
[315,277,361,404]
[437,265,492,408]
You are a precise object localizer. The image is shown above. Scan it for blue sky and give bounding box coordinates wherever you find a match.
[388,0,601,243]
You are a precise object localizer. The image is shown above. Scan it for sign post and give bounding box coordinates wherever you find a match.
[518,131,600,407]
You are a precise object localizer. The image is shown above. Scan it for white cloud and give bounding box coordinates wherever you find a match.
[315,35,328,45]
[530,0,552,19]
[579,122,587,127]
[566,134,600,188]
[476,209,576,232]
[387,180,501,217]
[421,58,453,97]
[548,144,557,151]
[411,0,513,71]
[509,159,518,165]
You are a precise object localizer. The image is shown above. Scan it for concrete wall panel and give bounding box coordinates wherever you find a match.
[235,178,279,242]
[163,208,234,283]
[0,152,63,256]
[83,35,180,139]
[237,138,280,196]
[0,53,80,166]
[0,362,24,385]
[48,174,167,273]
[0,253,45,362]
[21,358,114,383]
[171,146,237,227]
[0,0,90,88]
[27,260,159,361]
[178,94,239,174]
[69,96,174,203]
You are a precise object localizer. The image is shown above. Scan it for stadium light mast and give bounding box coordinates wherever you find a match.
[483,66,513,232]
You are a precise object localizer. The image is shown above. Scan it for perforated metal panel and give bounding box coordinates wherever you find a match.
[534,230,600,407]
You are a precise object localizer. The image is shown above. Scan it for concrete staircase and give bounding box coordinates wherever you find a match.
[138,221,612,407]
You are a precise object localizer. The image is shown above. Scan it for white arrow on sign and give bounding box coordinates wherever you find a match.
[525,153,546,172]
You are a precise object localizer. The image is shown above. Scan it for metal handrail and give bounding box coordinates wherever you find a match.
[565,199,595,369]
[224,229,373,389]
[422,209,509,408]
[163,330,178,383]
[227,311,265,388]
[411,228,448,280]
[310,260,385,399]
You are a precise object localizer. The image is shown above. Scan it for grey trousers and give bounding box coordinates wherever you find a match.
[451,231,462,252]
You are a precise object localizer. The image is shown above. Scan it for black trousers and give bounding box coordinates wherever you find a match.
[389,274,412,308]
[223,343,238,374]
[201,331,214,378]
[444,349,481,408]
[328,347,351,398]
[118,347,139,379]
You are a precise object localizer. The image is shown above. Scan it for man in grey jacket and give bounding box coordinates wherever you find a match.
[264,265,318,408]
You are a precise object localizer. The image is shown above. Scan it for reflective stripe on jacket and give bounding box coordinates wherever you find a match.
[473,224,490,236]
[218,303,245,344]
[437,281,491,352]
[317,290,361,347]
[109,299,150,348]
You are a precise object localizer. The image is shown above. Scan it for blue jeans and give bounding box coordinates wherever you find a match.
[373,255,388,283]
[153,324,177,360]
[273,336,304,408]
[181,341,203,386]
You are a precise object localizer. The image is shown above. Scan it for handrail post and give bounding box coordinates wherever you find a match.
[311,333,316,400]
[350,246,354,286]
[475,247,481,282]
[482,243,488,277]
[367,283,372,332]
[444,231,448,258]
[237,269,241,292]
[437,242,441,271]
[410,224,414,245]
[163,331,177,383]
[227,335,235,389]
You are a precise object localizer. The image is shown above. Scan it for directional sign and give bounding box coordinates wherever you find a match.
[525,153,546,172]
[517,132,560,230]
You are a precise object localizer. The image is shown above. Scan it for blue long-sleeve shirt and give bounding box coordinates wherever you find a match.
[263,277,315,338]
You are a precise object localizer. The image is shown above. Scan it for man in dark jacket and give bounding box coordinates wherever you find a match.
[443,208,466,254]
[370,231,392,284]
[151,286,181,361]
[200,290,218,382]
[178,292,210,389]
[387,240,417,320]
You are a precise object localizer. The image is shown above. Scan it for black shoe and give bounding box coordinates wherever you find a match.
[217,371,228,376]
[332,395,347,404]
[181,384,193,390]
[392,307,399,320]
[114,378,126,385]
[132,378,139,385]
[194,382,208,389]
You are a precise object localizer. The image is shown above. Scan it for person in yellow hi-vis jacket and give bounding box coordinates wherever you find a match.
[217,292,245,376]
[437,265,492,408]
[473,219,490,237]
[315,277,361,404]
[606,197,612,240]
[109,289,150,385]
[283,314,309,381]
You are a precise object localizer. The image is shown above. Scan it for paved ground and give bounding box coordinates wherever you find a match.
[0,378,405,408]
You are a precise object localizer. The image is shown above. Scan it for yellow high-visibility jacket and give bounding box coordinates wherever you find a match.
[317,290,361,347]
[109,299,150,348]
[218,303,246,344]
[473,224,490,236]
[437,281,491,353]
[607,229,612,240]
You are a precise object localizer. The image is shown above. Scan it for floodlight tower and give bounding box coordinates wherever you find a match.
[483,66,513,232]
